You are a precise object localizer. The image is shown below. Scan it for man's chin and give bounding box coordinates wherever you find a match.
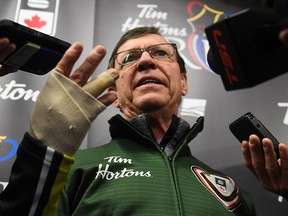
[135,100,167,113]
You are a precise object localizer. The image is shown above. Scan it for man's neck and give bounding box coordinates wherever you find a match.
[124,106,180,142]
[145,112,175,142]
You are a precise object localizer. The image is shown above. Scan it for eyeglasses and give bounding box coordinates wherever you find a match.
[114,43,177,67]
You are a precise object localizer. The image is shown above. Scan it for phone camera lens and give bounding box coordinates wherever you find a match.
[245,112,254,119]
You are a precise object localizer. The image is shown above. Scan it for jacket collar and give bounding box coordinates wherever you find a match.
[108,114,204,147]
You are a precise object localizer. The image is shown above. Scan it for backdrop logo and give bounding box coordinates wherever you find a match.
[180,98,207,117]
[186,1,229,72]
[278,102,288,125]
[0,135,18,162]
[0,80,40,102]
[120,2,229,72]
[121,4,187,37]
[14,0,60,36]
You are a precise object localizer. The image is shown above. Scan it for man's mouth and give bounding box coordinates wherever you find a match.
[137,78,162,87]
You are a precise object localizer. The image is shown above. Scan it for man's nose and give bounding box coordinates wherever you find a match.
[136,51,157,71]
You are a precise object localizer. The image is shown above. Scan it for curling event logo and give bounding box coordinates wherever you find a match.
[0,135,18,162]
[0,135,18,190]
[121,1,229,72]
[185,1,229,71]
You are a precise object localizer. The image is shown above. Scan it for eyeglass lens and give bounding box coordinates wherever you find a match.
[116,43,175,66]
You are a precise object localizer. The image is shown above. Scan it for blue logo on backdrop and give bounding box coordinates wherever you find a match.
[0,136,18,162]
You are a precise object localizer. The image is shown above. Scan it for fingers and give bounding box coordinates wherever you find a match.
[70,45,107,86]
[262,138,281,190]
[53,41,118,108]
[0,38,18,76]
[279,29,288,47]
[0,38,16,61]
[247,135,264,167]
[242,140,255,174]
[0,65,18,76]
[243,134,288,194]
[83,68,119,98]
[54,43,107,88]
[54,42,83,78]
[54,42,118,107]
[279,143,288,166]
[279,144,288,189]
[0,37,9,48]
[243,135,272,188]
[98,91,118,107]
[242,135,266,177]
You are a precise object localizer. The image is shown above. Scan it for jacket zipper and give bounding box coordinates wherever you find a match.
[117,115,203,215]
[158,141,184,216]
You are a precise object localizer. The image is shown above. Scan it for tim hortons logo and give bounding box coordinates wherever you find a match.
[0,80,39,102]
[95,156,152,180]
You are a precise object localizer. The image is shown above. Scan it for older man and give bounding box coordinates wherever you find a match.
[0,26,287,215]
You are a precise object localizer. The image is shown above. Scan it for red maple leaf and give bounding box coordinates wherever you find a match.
[24,15,46,29]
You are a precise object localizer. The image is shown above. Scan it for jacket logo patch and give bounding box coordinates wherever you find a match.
[191,166,241,211]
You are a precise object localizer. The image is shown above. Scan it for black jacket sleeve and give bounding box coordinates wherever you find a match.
[0,133,74,216]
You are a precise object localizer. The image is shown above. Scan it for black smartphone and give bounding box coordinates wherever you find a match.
[0,19,71,75]
[229,112,280,159]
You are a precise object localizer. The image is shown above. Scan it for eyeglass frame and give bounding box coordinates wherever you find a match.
[113,43,178,67]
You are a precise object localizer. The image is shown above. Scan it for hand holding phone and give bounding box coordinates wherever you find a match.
[229,112,280,159]
[0,19,71,75]
[231,112,288,198]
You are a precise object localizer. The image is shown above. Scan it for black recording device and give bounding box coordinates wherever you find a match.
[205,0,288,90]
[229,112,280,159]
[0,19,71,75]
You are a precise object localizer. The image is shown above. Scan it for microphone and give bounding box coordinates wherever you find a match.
[207,48,220,75]
[205,8,288,91]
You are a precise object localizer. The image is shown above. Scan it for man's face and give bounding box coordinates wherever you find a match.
[113,34,187,119]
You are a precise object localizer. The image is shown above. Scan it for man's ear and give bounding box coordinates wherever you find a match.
[181,73,188,96]
[107,86,120,108]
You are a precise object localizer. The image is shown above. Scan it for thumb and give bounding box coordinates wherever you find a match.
[82,68,119,98]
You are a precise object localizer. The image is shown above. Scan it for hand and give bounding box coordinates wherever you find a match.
[242,134,288,197]
[279,28,288,47]
[0,37,18,76]
[54,42,118,106]
[28,42,119,155]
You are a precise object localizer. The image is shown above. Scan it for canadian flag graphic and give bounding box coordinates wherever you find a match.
[14,0,60,36]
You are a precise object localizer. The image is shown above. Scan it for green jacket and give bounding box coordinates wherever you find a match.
[59,115,255,215]
[0,114,256,216]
